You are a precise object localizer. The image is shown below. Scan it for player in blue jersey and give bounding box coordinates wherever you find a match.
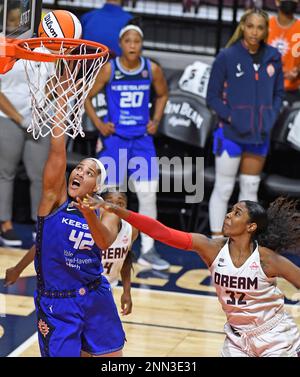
[85,24,169,271]
[22,91,126,357]
[5,190,138,318]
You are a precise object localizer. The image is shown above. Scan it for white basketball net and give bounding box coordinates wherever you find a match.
[22,41,109,139]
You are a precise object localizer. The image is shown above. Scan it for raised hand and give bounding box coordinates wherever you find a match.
[81,194,112,211]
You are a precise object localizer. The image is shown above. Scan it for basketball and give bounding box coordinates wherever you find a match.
[38,10,82,52]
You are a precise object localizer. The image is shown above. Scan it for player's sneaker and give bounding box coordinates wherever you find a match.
[138,247,170,270]
[0,229,22,247]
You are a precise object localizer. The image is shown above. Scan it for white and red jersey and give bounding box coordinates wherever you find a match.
[209,240,284,331]
[101,219,132,287]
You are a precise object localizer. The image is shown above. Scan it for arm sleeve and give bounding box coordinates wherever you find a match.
[206,50,231,121]
[126,211,193,251]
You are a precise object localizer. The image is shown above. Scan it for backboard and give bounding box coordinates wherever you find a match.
[0,0,41,40]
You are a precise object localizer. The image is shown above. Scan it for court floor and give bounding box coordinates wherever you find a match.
[1,245,300,357]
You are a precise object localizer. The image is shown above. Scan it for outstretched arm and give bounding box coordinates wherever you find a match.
[38,84,71,216]
[260,247,300,289]
[5,246,36,286]
[83,196,221,266]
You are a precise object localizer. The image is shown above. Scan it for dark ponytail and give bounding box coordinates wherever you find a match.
[245,197,300,254]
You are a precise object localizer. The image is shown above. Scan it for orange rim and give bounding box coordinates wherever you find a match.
[2,37,109,62]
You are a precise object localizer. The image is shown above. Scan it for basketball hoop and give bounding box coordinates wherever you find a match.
[0,37,109,139]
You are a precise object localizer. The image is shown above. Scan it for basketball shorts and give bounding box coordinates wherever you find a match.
[97,133,158,185]
[34,277,125,357]
[213,127,269,157]
[221,311,300,357]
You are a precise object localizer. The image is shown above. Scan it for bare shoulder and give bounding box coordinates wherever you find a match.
[191,233,226,266]
[258,245,300,286]
[258,246,278,262]
[93,60,111,84]
[214,237,228,249]
[88,61,111,96]
[258,246,283,277]
[150,60,163,76]
[258,245,277,259]
[99,60,112,78]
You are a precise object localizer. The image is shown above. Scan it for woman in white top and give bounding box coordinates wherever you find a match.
[81,195,300,357]
[100,190,138,315]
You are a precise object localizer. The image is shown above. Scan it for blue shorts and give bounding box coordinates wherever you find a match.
[213,128,269,157]
[34,277,125,357]
[97,134,158,185]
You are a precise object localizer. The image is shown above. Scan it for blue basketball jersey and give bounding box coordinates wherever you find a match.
[35,200,103,290]
[105,56,153,138]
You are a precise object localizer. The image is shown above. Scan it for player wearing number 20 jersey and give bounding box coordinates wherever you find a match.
[98,55,158,184]
[105,56,152,139]
[85,25,168,269]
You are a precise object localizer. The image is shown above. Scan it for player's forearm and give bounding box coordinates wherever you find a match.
[84,211,117,249]
[48,94,68,156]
[0,93,22,124]
[43,96,68,189]
[152,95,168,124]
[14,246,36,274]
[120,269,131,294]
[107,205,193,251]
[120,254,132,294]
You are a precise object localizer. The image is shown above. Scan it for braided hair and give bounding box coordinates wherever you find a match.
[244,197,300,254]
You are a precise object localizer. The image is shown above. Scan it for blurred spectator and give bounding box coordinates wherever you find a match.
[268,0,300,104]
[245,0,263,9]
[6,0,21,34]
[85,25,170,270]
[206,8,284,238]
[182,0,200,13]
[0,55,53,247]
[81,0,133,57]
